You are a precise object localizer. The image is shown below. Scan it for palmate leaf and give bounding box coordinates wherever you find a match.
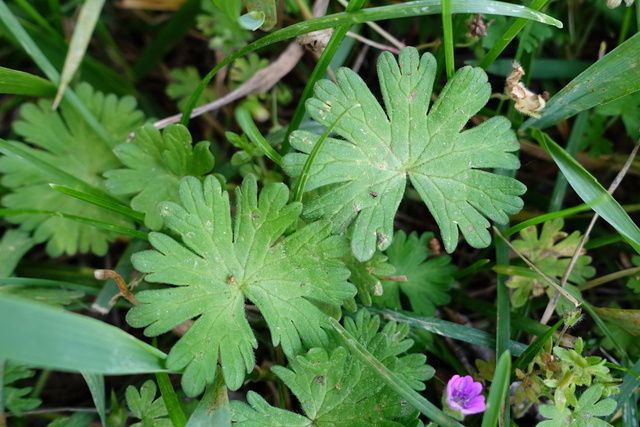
[373,231,456,316]
[104,124,215,230]
[231,309,432,426]
[0,83,144,256]
[282,47,525,261]
[127,175,356,396]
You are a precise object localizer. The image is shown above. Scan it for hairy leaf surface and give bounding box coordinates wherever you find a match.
[127,175,356,396]
[105,124,215,230]
[282,47,525,261]
[231,309,432,425]
[0,83,144,255]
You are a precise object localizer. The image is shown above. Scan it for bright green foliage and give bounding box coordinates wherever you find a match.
[506,218,595,307]
[544,338,619,412]
[373,231,455,316]
[46,412,95,427]
[282,47,525,261]
[341,250,395,308]
[166,67,217,110]
[0,83,144,256]
[104,124,215,230]
[1,360,42,417]
[231,309,432,426]
[514,337,619,417]
[538,385,616,427]
[127,174,356,396]
[125,380,171,427]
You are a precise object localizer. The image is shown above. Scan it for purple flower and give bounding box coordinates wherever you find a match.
[445,375,486,415]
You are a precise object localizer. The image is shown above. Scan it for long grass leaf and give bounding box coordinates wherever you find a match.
[0,66,56,97]
[156,372,188,427]
[523,31,640,130]
[534,129,640,254]
[235,106,282,165]
[330,317,464,427]
[0,209,148,241]
[0,139,122,205]
[367,307,527,356]
[481,351,511,427]
[50,184,144,223]
[53,0,106,108]
[82,372,106,427]
[0,294,167,374]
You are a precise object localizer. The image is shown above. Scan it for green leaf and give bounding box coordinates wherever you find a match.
[0,66,56,97]
[0,83,145,256]
[127,175,356,396]
[282,47,525,261]
[186,367,231,426]
[523,31,640,130]
[534,129,640,254]
[481,351,511,427]
[166,67,217,111]
[1,360,42,417]
[231,309,433,425]
[373,231,455,316]
[104,124,215,230]
[504,218,595,308]
[0,229,34,277]
[341,249,395,307]
[329,316,462,427]
[126,380,172,427]
[0,294,167,374]
[539,385,616,427]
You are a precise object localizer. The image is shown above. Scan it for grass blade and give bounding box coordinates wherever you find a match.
[523,31,640,130]
[534,129,640,254]
[81,372,106,427]
[53,0,106,108]
[0,209,148,241]
[156,372,188,427]
[481,351,511,427]
[50,184,144,223]
[235,106,282,165]
[329,317,464,427]
[0,139,122,205]
[0,294,167,374]
[367,306,527,356]
[0,66,56,97]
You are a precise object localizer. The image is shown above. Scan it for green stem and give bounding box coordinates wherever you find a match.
[441,0,455,79]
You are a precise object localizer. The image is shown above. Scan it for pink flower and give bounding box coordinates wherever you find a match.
[446,375,486,415]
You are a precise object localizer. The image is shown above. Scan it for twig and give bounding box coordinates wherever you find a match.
[94,269,139,306]
[540,137,640,325]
